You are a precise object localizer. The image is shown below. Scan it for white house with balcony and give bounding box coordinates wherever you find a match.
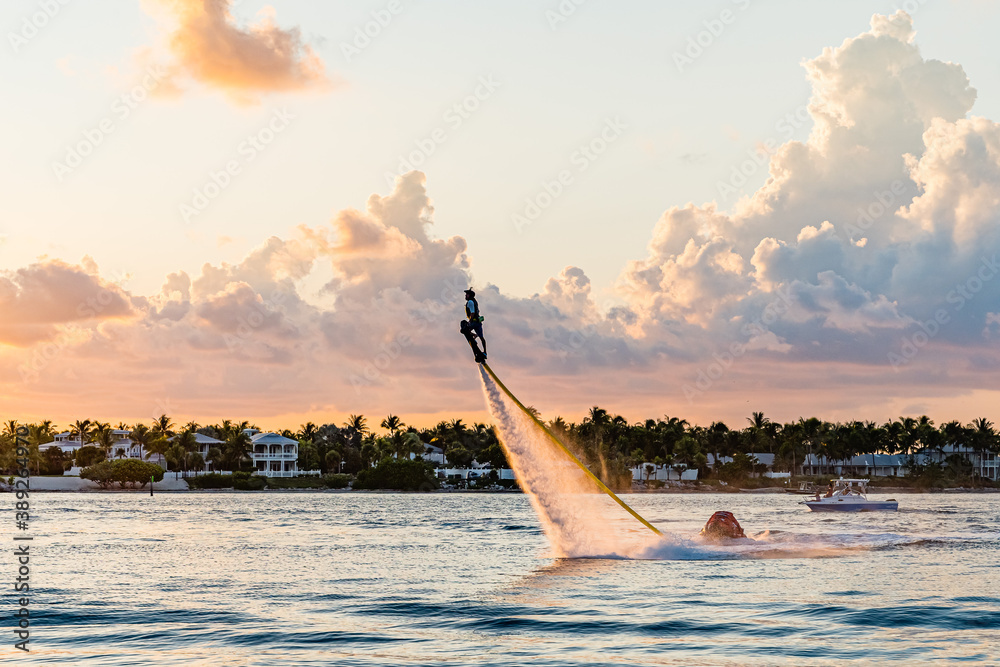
[49,429,135,458]
[49,432,86,456]
[110,430,142,460]
[250,432,301,477]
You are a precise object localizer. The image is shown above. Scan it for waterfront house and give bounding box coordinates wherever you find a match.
[801,446,999,481]
[410,444,447,465]
[49,429,135,458]
[49,431,86,456]
[249,431,301,477]
[166,432,225,472]
[631,463,699,482]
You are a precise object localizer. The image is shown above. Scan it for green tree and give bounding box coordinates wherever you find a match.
[297,442,319,471]
[152,414,175,439]
[380,415,403,437]
[80,461,116,489]
[71,419,92,447]
[297,422,318,442]
[76,445,106,468]
[223,429,252,471]
[91,422,115,460]
[129,423,155,462]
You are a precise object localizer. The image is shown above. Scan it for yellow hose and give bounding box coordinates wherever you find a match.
[482,362,662,537]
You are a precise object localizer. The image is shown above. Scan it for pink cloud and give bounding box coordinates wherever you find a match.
[145,0,331,102]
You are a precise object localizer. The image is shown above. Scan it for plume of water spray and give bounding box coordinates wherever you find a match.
[479,367,659,558]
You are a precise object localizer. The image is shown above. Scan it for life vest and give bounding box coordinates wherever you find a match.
[466,297,481,322]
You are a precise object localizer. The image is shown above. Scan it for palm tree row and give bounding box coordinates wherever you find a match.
[3,411,998,483]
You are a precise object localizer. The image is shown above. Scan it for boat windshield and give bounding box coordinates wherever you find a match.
[833,479,868,495]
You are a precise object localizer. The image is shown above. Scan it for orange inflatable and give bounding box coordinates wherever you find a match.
[699,511,747,540]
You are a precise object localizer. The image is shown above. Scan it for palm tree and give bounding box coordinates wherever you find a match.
[662,454,675,480]
[187,451,205,474]
[91,422,114,460]
[587,406,611,427]
[159,430,198,475]
[882,420,903,475]
[71,419,92,447]
[345,415,368,436]
[969,418,997,484]
[941,420,969,466]
[297,422,318,442]
[898,416,919,459]
[746,412,774,453]
[380,415,403,437]
[224,430,252,472]
[3,420,20,437]
[145,434,171,469]
[395,432,424,461]
[129,423,156,462]
[165,443,187,475]
[175,429,198,452]
[152,414,175,439]
[706,421,729,471]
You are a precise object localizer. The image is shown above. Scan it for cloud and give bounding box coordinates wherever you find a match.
[0,261,132,345]
[145,0,330,101]
[3,11,1000,427]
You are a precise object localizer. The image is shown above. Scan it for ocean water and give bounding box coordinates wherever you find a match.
[5,492,999,666]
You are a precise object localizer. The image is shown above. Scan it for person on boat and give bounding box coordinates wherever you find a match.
[464,289,486,357]
[824,482,834,498]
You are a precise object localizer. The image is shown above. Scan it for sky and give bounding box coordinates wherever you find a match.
[1,0,999,431]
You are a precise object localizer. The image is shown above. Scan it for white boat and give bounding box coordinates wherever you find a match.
[803,478,898,512]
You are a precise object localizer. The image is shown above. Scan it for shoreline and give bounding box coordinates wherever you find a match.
[12,479,1000,494]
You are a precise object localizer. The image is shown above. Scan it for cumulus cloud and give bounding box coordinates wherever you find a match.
[145,0,330,101]
[0,261,132,345]
[620,11,998,355]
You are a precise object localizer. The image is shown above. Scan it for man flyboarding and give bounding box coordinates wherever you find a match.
[460,288,487,363]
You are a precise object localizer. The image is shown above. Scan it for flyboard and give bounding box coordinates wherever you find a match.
[480,360,663,537]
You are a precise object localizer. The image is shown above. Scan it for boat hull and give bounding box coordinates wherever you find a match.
[804,500,898,512]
